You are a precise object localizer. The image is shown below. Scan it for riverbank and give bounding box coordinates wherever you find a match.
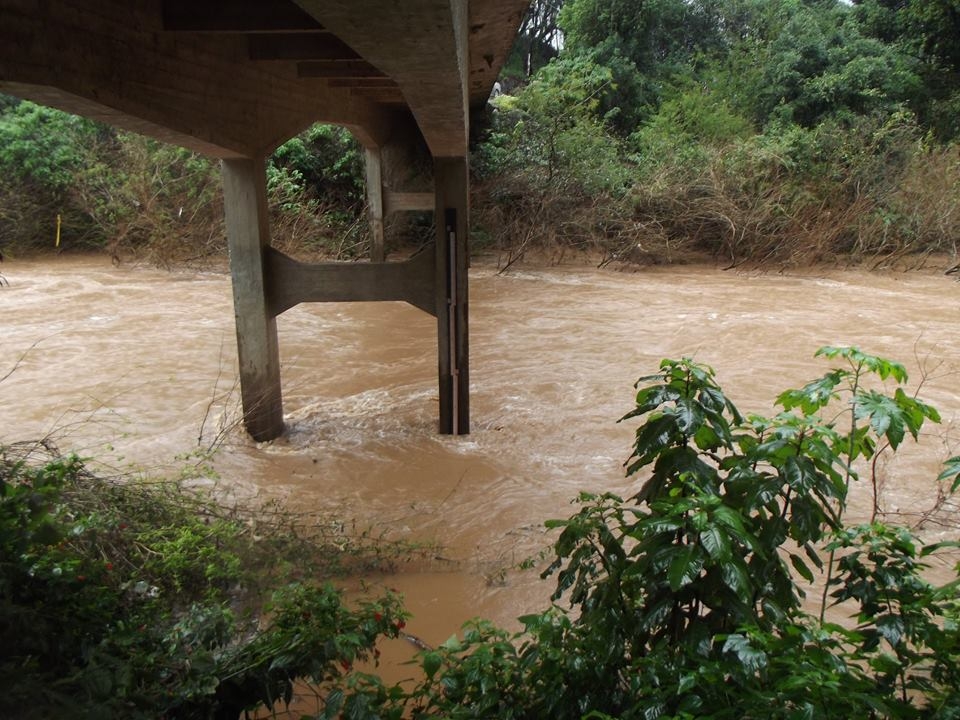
[0,439,415,719]
[6,240,960,280]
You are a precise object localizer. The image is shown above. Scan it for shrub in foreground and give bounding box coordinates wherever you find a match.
[0,446,405,719]
[341,347,960,719]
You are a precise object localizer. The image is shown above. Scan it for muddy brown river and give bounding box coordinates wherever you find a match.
[2,255,959,675]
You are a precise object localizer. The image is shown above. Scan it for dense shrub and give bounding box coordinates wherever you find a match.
[0,443,406,719]
[467,0,960,270]
[0,101,102,250]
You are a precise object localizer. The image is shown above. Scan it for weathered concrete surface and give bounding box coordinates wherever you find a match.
[221,158,285,442]
[264,246,436,317]
[0,0,529,156]
[434,156,470,434]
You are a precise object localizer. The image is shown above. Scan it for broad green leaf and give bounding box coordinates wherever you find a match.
[668,545,704,591]
[699,525,732,561]
[937,456,960,492]
[677,673,697,694]
[789,552,815,583]
[722,633,768,672]
[894,387,940,437]
[814,346,907,383]
[631,384,681,414]
[876,615,905,647]
[693,422,721,451]
[637,517,684,535]
[423,651,442,680]
[777,371,844,414]
[671,397,704,435]
[440,634,463,651]
[855,390,905,449]
[781,455,804,489]
[720,559,752,599]
[803,542,824,570]
[712,505,749,537]
[643,703,665,720]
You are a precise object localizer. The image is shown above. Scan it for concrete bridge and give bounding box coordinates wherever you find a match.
[0,0,529,440]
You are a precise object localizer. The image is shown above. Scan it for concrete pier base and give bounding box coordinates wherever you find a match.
[221,151,470,441]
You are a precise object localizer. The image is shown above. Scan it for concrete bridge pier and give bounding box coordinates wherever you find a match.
[220,149,470,441]
[1,0,529,443]
[221,157,285,442]
[364,147,387,264]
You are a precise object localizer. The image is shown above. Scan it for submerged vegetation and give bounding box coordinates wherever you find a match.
[4,347,960,718]
[2,0,959,269]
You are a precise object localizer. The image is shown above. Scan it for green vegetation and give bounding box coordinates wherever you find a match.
[334,347,960,718]
[4,346,959,718]
[0,441,408,719]
[4,2,960,716]
[2,1,959,268]
[477,0,960,268]
[0,106,367,264]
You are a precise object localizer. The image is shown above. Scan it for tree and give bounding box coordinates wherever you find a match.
[556,0,727,131]
[854,0,960,139]
[504,0,564,79]
[338,349,960,719]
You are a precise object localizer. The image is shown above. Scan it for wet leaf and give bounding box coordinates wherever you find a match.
[668,545,704,591]
[723,633,768,672]
[700,525,731,561]
[790,552,815,583]
[937,456,960,492]
[423,651,442,680]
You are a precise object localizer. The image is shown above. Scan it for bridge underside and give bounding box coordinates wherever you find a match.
[0,0,529,439]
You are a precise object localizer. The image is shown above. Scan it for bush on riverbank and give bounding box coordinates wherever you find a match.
[473,69,960,271]
[0,100,370,266]
[470,0,960,270]
[0,440,407,719]
[334,347,960,719]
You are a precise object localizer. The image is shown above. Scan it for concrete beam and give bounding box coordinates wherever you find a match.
[296,60,387,79]
[0,0,396,156]
[162,0,325,33]
[293,0,469,157]
[385,191,434,215]
[264,246,436,317]
[247,34,359,61]
[221,158,285,441]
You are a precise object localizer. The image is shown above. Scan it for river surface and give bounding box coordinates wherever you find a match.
[2,255,959,671]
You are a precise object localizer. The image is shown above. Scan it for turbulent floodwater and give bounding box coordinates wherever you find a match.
[2,254,959,657]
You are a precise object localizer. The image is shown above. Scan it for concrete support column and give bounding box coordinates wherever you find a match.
[364,147,386,263]
[434,156,470,435]
[221,157,284,441]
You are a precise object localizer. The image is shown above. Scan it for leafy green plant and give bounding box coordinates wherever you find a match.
[0,443,407,720]
[342,347,959,719]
